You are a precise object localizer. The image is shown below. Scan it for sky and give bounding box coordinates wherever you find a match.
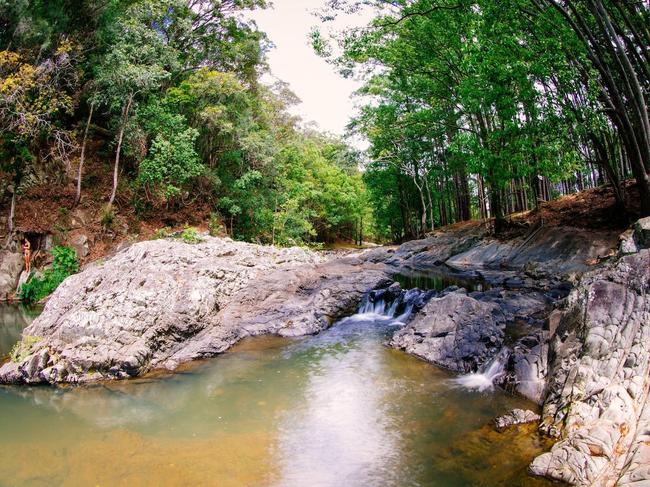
[248,1,374,144]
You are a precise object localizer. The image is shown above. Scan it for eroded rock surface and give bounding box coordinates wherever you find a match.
[394,223,617,283]
[529,249,650,486]
[389,291,506,373]
[0,237,390,384]
[0,251,23,296]
[501,331,549,404]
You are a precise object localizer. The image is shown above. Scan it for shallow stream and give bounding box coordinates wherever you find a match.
[0,303,555,486]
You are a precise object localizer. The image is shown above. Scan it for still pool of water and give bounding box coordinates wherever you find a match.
[0,305,41,359]
[394,269,489,293]
[0,308,555,487]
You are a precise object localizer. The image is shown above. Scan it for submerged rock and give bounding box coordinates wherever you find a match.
[494,409,541,432]
[0,237,390,384]
[529,248,650,486]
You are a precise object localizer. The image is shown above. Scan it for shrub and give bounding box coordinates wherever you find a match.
[154,227,172,239]
[100,204,115,231]
[180,227,202,244]
[18,246,79,304]
[208,212,224,237]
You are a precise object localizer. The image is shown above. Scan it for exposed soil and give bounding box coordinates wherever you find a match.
[514,181,640,231]
[2,142,217,266]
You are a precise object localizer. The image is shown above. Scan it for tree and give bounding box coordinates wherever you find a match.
[94,1,177,205]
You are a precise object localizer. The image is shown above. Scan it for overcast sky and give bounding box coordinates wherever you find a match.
[248,1,374,142]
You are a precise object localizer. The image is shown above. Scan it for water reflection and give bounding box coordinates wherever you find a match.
[0,304,41,358]
[277,316,401,486]
[394,268,489,292]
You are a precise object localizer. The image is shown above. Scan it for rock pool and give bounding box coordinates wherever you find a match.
[0,304,555,486]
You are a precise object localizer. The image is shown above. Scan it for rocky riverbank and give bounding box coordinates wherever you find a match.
[1,220,613,385]
[528,227,650,486]
[387,217,650,486]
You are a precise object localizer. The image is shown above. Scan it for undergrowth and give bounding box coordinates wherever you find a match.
[18,246,79,304]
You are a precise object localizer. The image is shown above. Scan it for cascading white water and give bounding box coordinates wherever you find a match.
[356,289,425,323]
[451,350,509,392]
[357,296,394,317]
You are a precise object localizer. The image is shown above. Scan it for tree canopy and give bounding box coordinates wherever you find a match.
[0,0,369,245]
[314,0,648,240]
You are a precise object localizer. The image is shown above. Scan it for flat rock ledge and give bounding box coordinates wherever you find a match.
[529,248,650,486]
[494,409,541,432]
[0,237,390,384]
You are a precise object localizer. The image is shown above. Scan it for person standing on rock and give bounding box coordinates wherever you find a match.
[22,238,31,274]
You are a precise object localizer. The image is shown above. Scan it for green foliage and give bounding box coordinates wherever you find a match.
[0,0,372,247]
[154,227,172,239]
[139,128,203,200]
[314,0,647,236]
[18,246,79,304]
[208,213,224,237]
[180,227,203,244]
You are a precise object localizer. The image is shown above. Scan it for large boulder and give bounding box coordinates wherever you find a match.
[0,251,23,296]
[389,291,505,373]
[0,237,390,384]
[529,248,650,486]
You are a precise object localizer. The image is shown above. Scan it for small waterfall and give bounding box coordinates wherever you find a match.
[356,286,435,323]
[451,349,509,392]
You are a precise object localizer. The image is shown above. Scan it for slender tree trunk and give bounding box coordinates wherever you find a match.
[359,216,363,246]
[109,94,133,206]
[75,100,95,206]
[424,175,435,232]
[478,175,488,219]
[7,190,15,234]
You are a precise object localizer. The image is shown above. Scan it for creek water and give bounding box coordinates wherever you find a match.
[394,269,489,293]
[0,305,41,360]
[0,301,555,487]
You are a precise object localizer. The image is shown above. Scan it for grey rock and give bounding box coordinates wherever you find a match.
[501,331,549,404]
[0,237,390,384]
[618,229,639,255]
[396,224,488,271]
[0,251,23,296]
[494,409,540,431]
[70,233,90,258]
[446,226,617,281]
[634,216,650,249]
[529,249,650,486]
[389,292,505,373]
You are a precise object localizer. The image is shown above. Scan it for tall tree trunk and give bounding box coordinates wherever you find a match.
[424,175,435,232]
[544,0,650,214]
[75,101,95,206]
[109,94,133,206]
[478,175,488,219]
[7,190,15,234]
